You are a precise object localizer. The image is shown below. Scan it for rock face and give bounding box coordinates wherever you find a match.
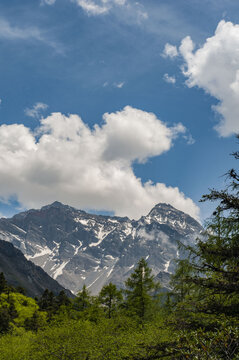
[0,202,203,294]
[0,240,73,298]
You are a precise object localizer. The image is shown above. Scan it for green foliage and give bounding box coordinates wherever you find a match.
[0,329,33,360]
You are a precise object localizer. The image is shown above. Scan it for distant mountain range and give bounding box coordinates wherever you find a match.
[0,240,73,298]
[0,202,203,294]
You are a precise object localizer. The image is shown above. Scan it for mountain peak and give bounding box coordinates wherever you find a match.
[148,203,179,216]
[151,203,175,210]
[41,201,75,211]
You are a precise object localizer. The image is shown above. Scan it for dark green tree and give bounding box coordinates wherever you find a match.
[0,272,7,294]
[24,311,43,332]
[8,298,18,321]
[98,282,122,318]
[74,284,92,312]
[172,140,239,325]
[168,138,239,358]
[0,306,11,334]
[124,258,159,320]
[38,289,58,320]
[56,290,71,308]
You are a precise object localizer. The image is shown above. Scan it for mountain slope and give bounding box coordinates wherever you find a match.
[0,202,203,294]
[0,240,73,298]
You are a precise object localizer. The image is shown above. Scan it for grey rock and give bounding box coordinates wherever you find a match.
[0,240,73,298]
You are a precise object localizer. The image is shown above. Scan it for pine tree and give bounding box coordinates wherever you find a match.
[0,306,11,334]
[168,138,239,358]
[99,282,122,318]
[38,289,58,320]
[56,290,71,308]
[124,258,159,320]
[0,272,7,294]
[74,284,92,311]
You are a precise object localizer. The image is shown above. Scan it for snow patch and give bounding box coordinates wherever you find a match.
[28,246,52,259]
[107,266,115,278]
[53,260,69,279]
[11,224,27,234]
[105,255,115,260]
[89,226,112,247]
[122,223,132,236]
[108,219,118,223]
[74,218,89,226]
[164,260,171,273]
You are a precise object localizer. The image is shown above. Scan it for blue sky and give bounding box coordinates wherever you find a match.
[0,0,238,223]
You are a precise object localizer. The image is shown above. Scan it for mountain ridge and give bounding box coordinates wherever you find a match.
[0,239,73,298]
[0,202,203,294]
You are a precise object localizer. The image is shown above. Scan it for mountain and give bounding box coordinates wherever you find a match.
[0,202,203,294]
[0,240,73,298]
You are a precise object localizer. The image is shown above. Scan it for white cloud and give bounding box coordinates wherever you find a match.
[0,99,2,106]
[183,133,195,145]
[0,18,43,41]
[72,0,147,22]
[179,20,239,137]
[0,17,61,52]
[73,0,126,15]
[103,81,125,88]
[0,106,199,220]
[162,43,178,59]
[40,0,56,5]
[114,81,125,88]
[25,103,48,119]
[163,73,176,84]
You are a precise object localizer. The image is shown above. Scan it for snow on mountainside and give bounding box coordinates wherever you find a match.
[0,202,203,294]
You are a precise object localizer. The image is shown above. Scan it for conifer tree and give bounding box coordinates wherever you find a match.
[56,290,71,308]
[172,139,239,326]
[99,282,122,318]
[0,306,11,334]
[124,258,158,320]
[74,284,92,311]
[0,272,7,294]
[169,138,239,358]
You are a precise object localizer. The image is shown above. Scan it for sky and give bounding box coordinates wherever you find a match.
[0,0,239,223]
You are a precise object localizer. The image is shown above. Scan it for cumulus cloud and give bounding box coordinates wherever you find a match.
[25,102,48,119]
[162,43,178,59]
[0,106,199,219]
[163,73,176,84]
[138,228,155,241]
[179,20,239,137]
